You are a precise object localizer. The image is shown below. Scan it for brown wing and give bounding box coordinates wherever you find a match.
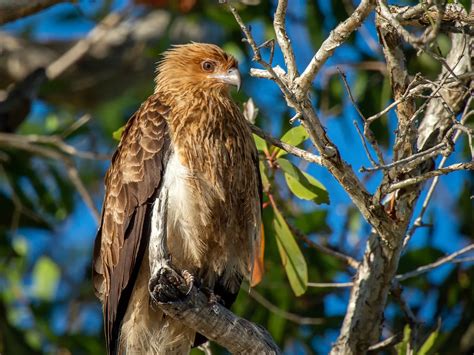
[92,94,171,355]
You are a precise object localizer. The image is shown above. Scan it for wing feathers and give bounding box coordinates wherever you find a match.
[93,95,171,354]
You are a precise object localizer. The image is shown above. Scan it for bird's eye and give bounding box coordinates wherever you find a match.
[202,61,215,72]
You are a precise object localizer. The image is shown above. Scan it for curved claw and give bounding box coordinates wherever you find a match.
[148,263,196,303]
[181,270,194,295]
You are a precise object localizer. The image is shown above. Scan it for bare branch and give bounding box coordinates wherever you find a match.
[386,162,474,193]
[46,10,127,80]
[360,141,447,173]
[249,289,324,325]
[273,0,297,80]
[396,244,474,282]
[0,132,105,221]
[391,4,474,27]
[295,0,375,95]
[353,121,378,167]
[307,282,353,288]
[0,0,71,25]
[368,334,402,352]
[0,132,109,160]
[337,66,385,165]
[250,124,322,166]
[232,5,397,254]
[292,225,359,270]
[152,270,281,354]
[376,1,467,82]
[64,158,100,221]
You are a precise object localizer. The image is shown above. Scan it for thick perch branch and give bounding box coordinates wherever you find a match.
[155,276,281,354]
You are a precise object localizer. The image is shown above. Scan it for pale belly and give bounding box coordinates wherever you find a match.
[158,151,253,291]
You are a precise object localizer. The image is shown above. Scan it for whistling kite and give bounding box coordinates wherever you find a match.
[93,43,263,354]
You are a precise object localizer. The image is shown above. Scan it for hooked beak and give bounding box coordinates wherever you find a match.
[210,67,241,91]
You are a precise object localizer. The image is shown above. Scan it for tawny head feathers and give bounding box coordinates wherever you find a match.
[155,43,240,99]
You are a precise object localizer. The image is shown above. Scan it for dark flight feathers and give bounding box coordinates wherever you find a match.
[93,95,171,354]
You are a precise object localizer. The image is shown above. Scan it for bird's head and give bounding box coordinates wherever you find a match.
[155,43,241,99]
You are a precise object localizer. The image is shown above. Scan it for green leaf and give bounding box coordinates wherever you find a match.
[277,158,329,204]
[112,125,125,141]
[32,256,60,301]
[253,134,268,152]
[272,206,308,296]
[396,324,411,355]
[275,126,309,158]
[280,125,309,146]
[418,328,440,355]
[12,236,28,256]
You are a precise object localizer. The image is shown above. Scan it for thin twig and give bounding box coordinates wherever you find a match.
[295,0,375,95]
[249,288,324,325]
[228,5,295,104]
[353,121,378,167]
[368,334,402,352]
[61,114,92,138]
[292,226,359,269]
[0,132,103,221]
[361,141,447,173]
[391,281,418,325]
[273,0,297,80]
[64,158,100,222]
[386,162,474,193]
[250,124,322,166]
[376,0,466,85]
[0,132,109,160]
[396,243,474,281]
[307,282,353,288]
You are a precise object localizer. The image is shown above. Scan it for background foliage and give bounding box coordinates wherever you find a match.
[0,0,472,354]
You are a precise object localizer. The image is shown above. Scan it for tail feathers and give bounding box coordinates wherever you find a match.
[119,258,194,355]
[121,309,194,354]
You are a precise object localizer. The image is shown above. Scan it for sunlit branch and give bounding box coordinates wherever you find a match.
[385,162,474,194]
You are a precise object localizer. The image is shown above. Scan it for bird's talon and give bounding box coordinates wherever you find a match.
[148,262,189,303]
[181,270,194,295]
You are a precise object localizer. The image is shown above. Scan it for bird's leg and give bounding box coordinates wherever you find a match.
[148,188,191,302]
[149,261,189,303]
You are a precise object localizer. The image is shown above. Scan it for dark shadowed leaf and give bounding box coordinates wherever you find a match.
[253,133,268,153]
[272,206,308,296]
[395,324,411,355]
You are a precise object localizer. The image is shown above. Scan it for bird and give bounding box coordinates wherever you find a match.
[92,43,263,354]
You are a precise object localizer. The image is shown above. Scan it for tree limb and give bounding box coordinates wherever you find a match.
[294,0,375,96]
[150,266,281,354]
[386,162,474,193]
[0,0,71,25]
[396,243,474,282]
